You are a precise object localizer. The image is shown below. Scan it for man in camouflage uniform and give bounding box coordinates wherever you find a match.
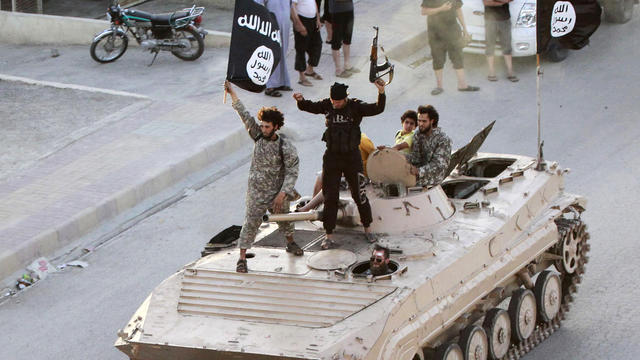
[225,81,302,273]
[406,104,452,186]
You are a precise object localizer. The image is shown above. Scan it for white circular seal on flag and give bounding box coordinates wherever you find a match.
[246,45,274,85]
[551,1,576,37]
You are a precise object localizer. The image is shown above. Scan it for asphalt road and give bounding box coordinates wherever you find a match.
[1,10,639,360]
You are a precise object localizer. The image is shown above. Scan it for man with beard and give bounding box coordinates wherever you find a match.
[406,105,452,186]
[225,81,302,273]
[293,80,386,249]
[369,245,392,276]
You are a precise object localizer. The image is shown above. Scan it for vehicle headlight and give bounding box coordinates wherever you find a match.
[515,2,536,28]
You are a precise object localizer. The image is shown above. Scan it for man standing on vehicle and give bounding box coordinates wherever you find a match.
[293,80,386,249]
[406,105,452,186]
[483,0,519,82]
[224,81,303,273]
[421,0,479,95]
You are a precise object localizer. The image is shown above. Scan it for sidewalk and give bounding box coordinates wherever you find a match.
[0,0,431,285]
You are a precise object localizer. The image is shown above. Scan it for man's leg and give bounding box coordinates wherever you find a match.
[332,49,343,75]
[308,21,323,69]
[487,56,496,78]
[504,54,514,76]
[343,44,351,70]
[294,26,310,84]
[485,20,497,78]
[342,11,354,70]
[297,190,324,212]
[322,152,342,241]
[313,172,323,196]
[343,152,373,239]
[434,69,444,89]
[429,35,446,93]
[450,41,478,91]
[272,198,303,255]
[498,20,516,79]
[237,200,269,271]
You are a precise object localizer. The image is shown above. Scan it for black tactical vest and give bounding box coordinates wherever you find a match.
[322,99,362,153]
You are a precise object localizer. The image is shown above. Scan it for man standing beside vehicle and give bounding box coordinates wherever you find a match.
[484,0,519,82]
[292,0,324,87]
[421,0,479,95]
[224,81,303,273]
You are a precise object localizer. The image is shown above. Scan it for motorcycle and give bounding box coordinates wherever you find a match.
[90,1,208,65]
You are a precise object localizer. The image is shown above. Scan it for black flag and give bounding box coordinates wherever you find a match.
[537,0,602,53]
[226,0,282,92]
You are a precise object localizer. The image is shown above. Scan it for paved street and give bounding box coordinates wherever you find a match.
[0,1,639,359]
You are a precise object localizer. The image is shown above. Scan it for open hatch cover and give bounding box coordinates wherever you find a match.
[445,121,495,177]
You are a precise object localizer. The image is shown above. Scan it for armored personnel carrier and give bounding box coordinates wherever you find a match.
[115,124,589,360]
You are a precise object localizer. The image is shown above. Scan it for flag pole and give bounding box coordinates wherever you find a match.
[535,53,545,171]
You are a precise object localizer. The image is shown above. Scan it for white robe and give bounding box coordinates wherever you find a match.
[255,0,292,88]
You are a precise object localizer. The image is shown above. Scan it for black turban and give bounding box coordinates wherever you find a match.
[330,82,349,100]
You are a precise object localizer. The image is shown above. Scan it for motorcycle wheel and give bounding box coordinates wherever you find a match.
[171,27,205,61]
[90,30,128,63]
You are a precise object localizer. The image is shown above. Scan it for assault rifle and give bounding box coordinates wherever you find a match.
[369,26,394,85]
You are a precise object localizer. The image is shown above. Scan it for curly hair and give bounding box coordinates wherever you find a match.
[400,110,417,125]
[417,105,439,127]
[257,107,284,128]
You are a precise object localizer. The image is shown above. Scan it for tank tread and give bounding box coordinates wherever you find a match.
[500,217,589,360]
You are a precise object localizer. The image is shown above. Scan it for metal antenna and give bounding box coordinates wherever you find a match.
[535,54,546,171]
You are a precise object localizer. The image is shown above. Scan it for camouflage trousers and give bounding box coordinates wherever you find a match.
[238,197,293,249]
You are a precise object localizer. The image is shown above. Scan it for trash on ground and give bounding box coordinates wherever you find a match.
[16,273,34,290]
[2,287,16,297]
[26,257,56,280]
[57,260,89,270]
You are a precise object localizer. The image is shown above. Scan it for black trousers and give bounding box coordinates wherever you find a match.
[322,150,372,234]
[294,15,322,72]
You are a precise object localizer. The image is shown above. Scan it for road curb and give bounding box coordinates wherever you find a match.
[0,73,152,100]
[0,125,251,284]
[0,10,230,48]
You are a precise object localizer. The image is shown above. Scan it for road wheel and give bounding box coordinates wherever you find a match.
[554,220,586,274]
[535,271,562,323]
[482,308,511,359]
[508,288,537,342]
[435,342,464,360]
[604,0,635,23]
[90,30,128,63]
[171,27,205,61]
[459,325,488,360]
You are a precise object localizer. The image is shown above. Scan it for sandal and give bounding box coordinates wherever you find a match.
[303,71,323,80]
[286,241,304,256]
[335,70,352,78]
[458,85,480,92]
[277,85,293,91]
[487,75,498,81]
[320,238,335,250]
[344,67,360,73]
[298,79,313,87]
[236,259,248,273]
[264,88,282,97]
[507,75,520,82]
[431,87,444,96]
